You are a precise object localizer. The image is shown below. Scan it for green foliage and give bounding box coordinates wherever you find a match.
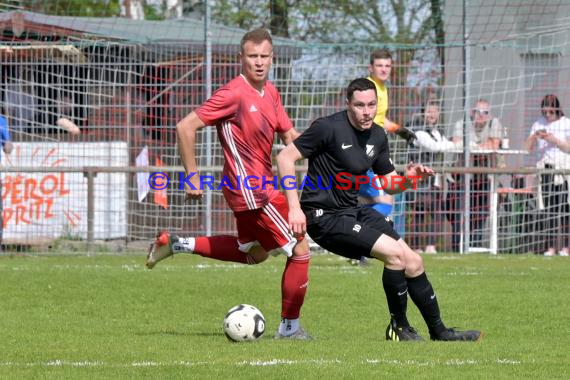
[24,0,121,17]
[0,253,569,378]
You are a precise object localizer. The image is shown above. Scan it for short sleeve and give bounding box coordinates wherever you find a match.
[293,118,331,158]
[489,118,502,139]
[565,118,570,139]
[275,94,293,134]
[268,83,293,134]
[195,87,238,126]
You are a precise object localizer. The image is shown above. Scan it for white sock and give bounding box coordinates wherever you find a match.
[172,236,195,253]
[278,318,300,336]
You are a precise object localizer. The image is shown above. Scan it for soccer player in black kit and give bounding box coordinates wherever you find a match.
[277,78,481,341]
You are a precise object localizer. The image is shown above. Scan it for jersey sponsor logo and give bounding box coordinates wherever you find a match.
[249,104,258,112]
[366,144,374,157]
[352,224,361,233]
[341,143,352,150]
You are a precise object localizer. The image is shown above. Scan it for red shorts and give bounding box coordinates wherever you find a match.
[234,192,301,257]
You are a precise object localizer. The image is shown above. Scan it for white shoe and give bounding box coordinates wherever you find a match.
[558,248,570,257]
[146,231,174,269]
[424,245,438,254]
[274,326,312,340]
[543,249,556,257]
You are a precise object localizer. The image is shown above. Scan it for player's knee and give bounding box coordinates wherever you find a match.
[292,239,311,260]
[247,249,269,264]
[405,251,425,276]
[382,246,406,268]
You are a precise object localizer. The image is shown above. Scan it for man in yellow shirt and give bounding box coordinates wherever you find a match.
[366,49,416,138]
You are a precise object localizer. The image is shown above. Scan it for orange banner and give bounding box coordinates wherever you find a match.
[154,157,168,209]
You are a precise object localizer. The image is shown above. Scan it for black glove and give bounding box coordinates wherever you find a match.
[395,125,417,145]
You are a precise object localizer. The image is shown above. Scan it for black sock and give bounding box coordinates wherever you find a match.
[407,272,446,335]
[382,267,409,327]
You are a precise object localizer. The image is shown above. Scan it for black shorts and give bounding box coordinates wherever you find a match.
[305,206,400,260]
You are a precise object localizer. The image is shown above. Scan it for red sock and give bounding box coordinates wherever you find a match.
[194,236,249,264]
[281,253,310,319]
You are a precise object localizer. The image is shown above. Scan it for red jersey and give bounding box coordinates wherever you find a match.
[195,75,293,212]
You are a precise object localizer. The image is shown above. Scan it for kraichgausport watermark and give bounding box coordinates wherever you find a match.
[148,172,421,191]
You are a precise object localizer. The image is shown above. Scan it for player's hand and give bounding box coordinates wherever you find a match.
[395,125,417,145]
[184,175,203,201]
[288,206,306,236]
[406,162,434,181]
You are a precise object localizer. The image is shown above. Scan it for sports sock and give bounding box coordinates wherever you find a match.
[191,236,251,264]
[382,267,409,327]
[406,272,446,335]
[281,253,310,320]
[278,318,300,336]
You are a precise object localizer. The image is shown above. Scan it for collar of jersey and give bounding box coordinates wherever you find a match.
[240,74,265,97]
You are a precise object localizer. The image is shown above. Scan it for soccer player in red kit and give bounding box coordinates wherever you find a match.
[146,28,311,339]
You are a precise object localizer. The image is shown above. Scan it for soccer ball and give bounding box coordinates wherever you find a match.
[223,304,265,342]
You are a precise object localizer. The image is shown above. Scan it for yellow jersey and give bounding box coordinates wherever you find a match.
[367,76,388,127]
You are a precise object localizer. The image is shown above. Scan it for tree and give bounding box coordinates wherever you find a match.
[23,0,121,17]
[269,0,289,37]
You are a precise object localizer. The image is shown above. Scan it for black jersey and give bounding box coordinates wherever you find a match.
[293,110,395,211]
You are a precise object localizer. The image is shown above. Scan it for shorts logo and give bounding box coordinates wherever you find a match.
[352,224,361,233]
[341,143,352,150]
[315,209,323,217]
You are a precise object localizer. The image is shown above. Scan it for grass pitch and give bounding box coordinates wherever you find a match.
[0,252,569,379]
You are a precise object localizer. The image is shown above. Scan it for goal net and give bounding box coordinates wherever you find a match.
[1,1,569,254]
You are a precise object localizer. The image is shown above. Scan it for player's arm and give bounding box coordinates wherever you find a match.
[382,163,434,195]
[176,111,207,200]
[278,127,301,145]
[276,143,306,235]
[385,118,417,144]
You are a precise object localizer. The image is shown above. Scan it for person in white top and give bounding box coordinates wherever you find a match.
[525,94,570,256]
[408,101,459,254]
[447,99,503,251]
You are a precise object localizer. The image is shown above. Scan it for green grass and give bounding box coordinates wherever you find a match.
[0,252,569,379]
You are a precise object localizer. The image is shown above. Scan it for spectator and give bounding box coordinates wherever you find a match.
[525,94,570,256]
[447,99,502,251]
[0,113,14,250]
[408,101,459,254]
